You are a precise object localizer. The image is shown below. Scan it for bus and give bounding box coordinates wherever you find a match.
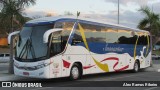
[8,16,152,80]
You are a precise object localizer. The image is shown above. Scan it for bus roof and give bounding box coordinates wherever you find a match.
[27,16,149,33]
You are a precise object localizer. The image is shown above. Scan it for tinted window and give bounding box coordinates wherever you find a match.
[54,22,74,30]
[72,23,106,45]
[0,54,4,57]
[106,28,118,43]
[50,31,62,56]
[50,22,73,56]
[71,22,149,46]
[137,32,149,45]
[83,23,106,43]
[5,54,10,57]
[71,28,83,45]
[54,22,63,28]
[118,30,138,44]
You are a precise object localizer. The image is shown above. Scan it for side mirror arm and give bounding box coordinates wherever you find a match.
[8,31,20,44]
[43,28,63,43]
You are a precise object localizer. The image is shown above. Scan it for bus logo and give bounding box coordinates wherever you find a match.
[2,82,11,87]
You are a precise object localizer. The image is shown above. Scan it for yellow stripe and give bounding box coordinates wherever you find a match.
[92,57,109,72]
[134,36,139,60]
[78,23,90,51]
[145,35,150,57]
[78,23,109,72]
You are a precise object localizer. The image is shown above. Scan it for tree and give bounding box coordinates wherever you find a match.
[64,11,74,16]
[0,0,36,33]
[138,6,160,36]
[0,0,36,74]
[45,13,55,17]
[32,15,42,19]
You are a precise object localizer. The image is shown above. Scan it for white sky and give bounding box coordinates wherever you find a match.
[24,0,160,28]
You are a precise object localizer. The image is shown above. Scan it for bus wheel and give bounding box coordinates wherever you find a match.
[70,64,81,80]
[132,61,139,73]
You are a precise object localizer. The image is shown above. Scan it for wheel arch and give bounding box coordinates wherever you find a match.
[72,62,83,75]
[135,59,140,68]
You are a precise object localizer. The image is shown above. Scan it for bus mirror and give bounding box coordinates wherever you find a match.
[43,28,63,43]
[8,31,20,44]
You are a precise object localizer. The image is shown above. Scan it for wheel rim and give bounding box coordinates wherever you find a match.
[134,63,138,71]
[71,67,79,79]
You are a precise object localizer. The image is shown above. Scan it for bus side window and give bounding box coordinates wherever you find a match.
[106,28,118,44]
[71,29,83,45]
[117,30,137,44]
[91,29,106,43]
[137,35,148,45]
[71,23,106,45]
[0,54,4,57]
[62,30,71,51]
[50,31,62,56]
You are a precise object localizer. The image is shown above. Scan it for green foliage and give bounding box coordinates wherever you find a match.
[138,6,160,36]
[0,0,36,33]
[156,41,160,45]
[64,11,73,16]
[153,50,160,56]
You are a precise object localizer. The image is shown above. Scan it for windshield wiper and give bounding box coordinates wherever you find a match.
[28,39,36,59]
[18,38,36,59]
[33,56,47,60]
[18,39,28,58]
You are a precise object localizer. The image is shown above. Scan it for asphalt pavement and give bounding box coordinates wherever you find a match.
[0,60,160,90]
[0,63,8,71]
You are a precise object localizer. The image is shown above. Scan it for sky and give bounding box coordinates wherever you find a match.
[24,0,160,29]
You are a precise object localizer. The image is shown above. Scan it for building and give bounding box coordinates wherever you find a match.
[0,34,8,46]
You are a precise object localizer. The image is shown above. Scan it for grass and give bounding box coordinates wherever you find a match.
[0,45,9,48]
[153,50,160,55]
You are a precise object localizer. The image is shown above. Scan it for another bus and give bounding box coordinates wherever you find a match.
[8,16,152,80]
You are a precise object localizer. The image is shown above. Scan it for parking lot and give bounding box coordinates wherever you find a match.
[0,48,160,90]
[0,60,160,90]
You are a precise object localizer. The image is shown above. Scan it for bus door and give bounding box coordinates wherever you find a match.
[49,31,63,78]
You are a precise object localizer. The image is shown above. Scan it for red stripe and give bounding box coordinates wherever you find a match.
[83,57,129,71]
[63,57,129,71]
[115,65,129,72]
[101,57,119,62]
[83,65,95,69]
[113,62,119,68]
[62,60,71,68]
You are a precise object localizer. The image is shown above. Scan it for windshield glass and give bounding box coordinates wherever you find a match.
[15,21,74,62]
[16,25,54,61]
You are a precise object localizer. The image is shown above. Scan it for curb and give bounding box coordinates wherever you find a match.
[0,63,9,65]
[0,71,37,81]
[0,70,8,74]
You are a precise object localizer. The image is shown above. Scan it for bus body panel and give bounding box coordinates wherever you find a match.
[12,17,152,79]
[13,42,152,79]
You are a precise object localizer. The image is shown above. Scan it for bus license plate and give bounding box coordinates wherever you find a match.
[23,72,29,76]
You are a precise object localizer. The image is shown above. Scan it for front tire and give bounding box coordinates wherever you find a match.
[70,64,81,80]
[132,61,139,73]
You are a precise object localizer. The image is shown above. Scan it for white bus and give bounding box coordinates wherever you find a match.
[8,16,152,80]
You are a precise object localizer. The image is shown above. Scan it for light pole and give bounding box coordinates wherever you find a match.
[118,0,120,24]
[9,14,15,74]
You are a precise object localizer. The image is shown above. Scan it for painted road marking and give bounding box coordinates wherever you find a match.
[30,87,53,90]
[144,87,158,90]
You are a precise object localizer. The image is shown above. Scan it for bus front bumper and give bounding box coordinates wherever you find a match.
[14,59,51,79]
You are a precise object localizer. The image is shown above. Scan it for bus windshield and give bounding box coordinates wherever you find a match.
[15,21,74,62]
[16,25,54,61]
